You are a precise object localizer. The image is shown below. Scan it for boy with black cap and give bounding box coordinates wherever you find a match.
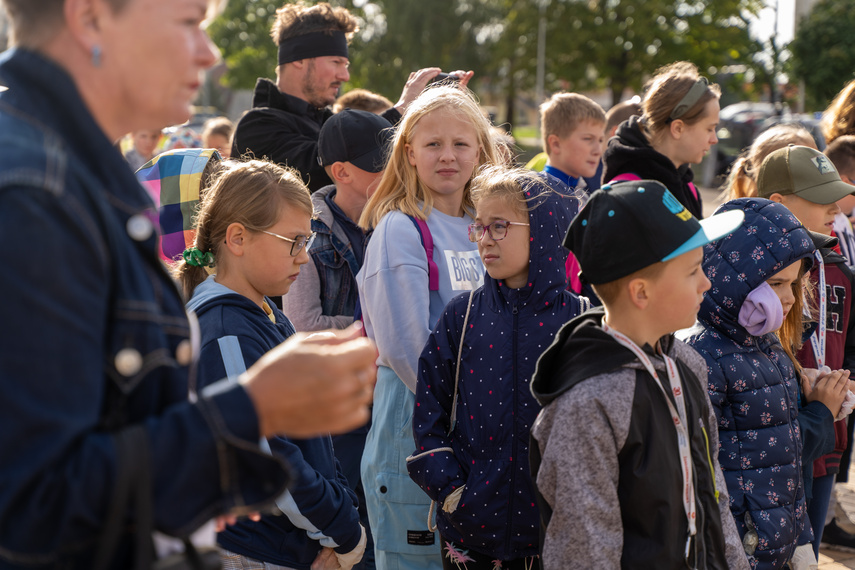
[283,109,392,570]
[757,144,855,555]
[529,179,748,569]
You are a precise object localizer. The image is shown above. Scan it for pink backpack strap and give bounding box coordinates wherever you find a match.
[607,172,641,184]
[565,253,583,294]
[409,216,440,292]
[688,181,699,201]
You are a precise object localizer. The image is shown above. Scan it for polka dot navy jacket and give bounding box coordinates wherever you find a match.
[407,176,589,560]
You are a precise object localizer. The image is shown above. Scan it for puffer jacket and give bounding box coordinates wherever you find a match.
[407,180,588,559]
[684,198,833,569]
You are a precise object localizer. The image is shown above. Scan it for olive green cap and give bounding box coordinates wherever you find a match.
[757,144,854,204]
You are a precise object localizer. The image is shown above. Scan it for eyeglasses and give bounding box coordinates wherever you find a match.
[468,220,530,242]
[260,230,316,256]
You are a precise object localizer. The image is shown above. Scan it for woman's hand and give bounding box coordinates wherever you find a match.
[802,368,851,418]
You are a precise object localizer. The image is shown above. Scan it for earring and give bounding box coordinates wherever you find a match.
[91,45,102,67]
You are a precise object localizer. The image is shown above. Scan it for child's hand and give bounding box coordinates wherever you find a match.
[311,547,341,570]
[802,368,851,418]
[214,511,261,532]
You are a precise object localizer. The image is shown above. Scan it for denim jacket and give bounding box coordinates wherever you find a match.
[0,48,290,568]
[282,185,361,331]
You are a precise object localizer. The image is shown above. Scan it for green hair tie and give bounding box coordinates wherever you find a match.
[183,247,215,268]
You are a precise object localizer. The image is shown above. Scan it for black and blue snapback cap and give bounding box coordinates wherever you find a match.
[564,179,744,284]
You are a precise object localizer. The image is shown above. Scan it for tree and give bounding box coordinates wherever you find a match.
[789,0,855,111]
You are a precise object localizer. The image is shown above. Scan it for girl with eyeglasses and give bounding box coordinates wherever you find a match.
[604,61,721,219]
[407,166,588,569]
[176,160,367,570]
[356,84,498,569]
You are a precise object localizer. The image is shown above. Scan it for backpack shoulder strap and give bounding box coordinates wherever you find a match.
[608,172,641,184]
[408,215,439,292]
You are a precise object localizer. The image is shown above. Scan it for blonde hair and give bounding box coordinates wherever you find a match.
[540,93,606,153]
[641,61,721,140]
[774,259,814,376]
[822,79,855,144]
[358,85,499,230]
[470,165,545,216]
[726,124,816,200]
[271,1,358,45]
[173,160,313,299]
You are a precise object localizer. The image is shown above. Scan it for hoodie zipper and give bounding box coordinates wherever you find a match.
[505,302,520,557]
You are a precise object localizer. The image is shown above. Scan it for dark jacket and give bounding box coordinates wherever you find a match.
[604,115,703,219]
[529,308,747,570]
[408,183,588,560]
[684,198,833,569]
[232,79,401,192]
[187,277,362,569]
[797,247,855,479]
[0,48,289,568]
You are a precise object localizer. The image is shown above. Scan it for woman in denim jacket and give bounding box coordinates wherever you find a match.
[0,0,375,567]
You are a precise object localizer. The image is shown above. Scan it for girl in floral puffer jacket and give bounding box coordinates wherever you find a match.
[685,198,848,569]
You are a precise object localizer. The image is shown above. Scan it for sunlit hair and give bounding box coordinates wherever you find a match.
[822,79,855,144]
[358,85,499,230]
[539,93,606,153]
[172,160,313,299]
[774,258,815,377]
[1,0,226,47]
[641,61,721,140]
[726,124,816,200]
[470,165,549,217]
[271,1,358,45]
[333,89,393,114]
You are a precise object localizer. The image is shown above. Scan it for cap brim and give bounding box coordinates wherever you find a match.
[662,209,745,261]
[795,179,855,204]
[808,230,838,250]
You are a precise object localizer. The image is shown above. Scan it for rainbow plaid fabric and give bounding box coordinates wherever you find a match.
[136,148,222,261]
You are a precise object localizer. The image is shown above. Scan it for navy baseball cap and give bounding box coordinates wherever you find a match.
[565,180,744,284]
[318,109,393,173]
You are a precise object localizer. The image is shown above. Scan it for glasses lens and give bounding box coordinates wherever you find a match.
[290,233,316,256]
[305,233,316,252]
[468,224,482,242]
[491,222,509,240]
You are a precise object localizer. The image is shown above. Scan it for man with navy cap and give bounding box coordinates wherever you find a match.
[232,2,466,192]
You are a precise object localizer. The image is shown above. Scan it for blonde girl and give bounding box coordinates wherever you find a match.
[725,124,817,200]
[356,84,499,570]
[604,61,720,218]
[822,79,855,145]
[178,160,367,570]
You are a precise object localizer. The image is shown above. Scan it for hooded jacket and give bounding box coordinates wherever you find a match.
[231,79,401,193]
[684,198,833,569]
[407,182,587,560]
[187,277,362,569]
[604,115,703,219]
[529,306,748,570]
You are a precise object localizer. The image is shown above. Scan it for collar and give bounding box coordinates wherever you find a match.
[252,77,330,117]
[544,164,579,188]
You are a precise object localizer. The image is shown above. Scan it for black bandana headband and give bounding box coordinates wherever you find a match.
[278,30,349,65]
[669,77,710,121]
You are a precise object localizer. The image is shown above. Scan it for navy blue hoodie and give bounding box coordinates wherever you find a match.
[187,277,362,569]
[407,181,588,559]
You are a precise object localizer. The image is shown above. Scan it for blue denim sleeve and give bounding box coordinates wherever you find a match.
[0,185,290,562]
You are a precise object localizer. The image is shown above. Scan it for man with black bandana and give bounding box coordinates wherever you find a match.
[232,2,465,192]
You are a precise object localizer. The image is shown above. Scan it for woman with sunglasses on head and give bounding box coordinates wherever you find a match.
[176,160,367,570]
[0,0,376,566]
[604,61,721,219]
[407,166,588,569]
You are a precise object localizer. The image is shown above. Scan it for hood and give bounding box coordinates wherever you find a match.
[485,171,578,310]
[603,116,692,185]
[186,275,260,317]
[136,148,221,261]
[699,198,815,340]
[531,306,675,405]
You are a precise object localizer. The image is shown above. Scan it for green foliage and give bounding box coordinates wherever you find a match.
[789,0,855,111]
[207,1,280,89]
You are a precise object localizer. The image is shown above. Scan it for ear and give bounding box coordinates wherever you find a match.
[626,277,650,310]
[669,119,684,140]
[405,143,417,167]
[329,162,351,184]
[63,0,107,53]
[547,134,561,156]
[768,192,785,204]
[223,222,248,257]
